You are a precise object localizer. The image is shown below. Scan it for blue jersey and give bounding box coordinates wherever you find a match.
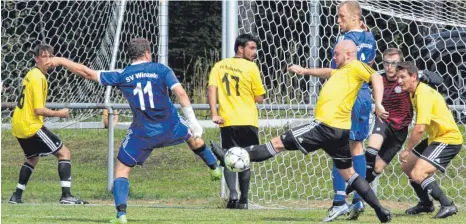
[331,30,376,89]
[99,61,181,137]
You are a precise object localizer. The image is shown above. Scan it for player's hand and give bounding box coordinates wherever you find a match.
[399,150,410,163]
[189,120,203,138]
[212,115,224,125]
[46,57,61,68]
[287,65,307,75]
[375,104,389,120]
[58,108,69,118]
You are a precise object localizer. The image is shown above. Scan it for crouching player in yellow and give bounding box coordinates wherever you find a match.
[397,61,463,219]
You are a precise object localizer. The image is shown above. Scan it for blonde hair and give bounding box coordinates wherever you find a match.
[338,1,362,19]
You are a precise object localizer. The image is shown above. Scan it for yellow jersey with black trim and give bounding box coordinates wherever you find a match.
[315,60,375,129]
[208,58,266,127]
[410,82,463,145]
[12,68,48,138]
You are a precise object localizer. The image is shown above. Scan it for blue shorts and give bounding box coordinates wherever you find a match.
[350,87,372,141]
[117,120,191,167]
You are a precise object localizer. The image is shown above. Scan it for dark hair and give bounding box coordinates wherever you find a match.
[33,44,53,57]
[382,48,404,61]
[128,38,151,60]
[397,61,419,79]
[234,34,258,54]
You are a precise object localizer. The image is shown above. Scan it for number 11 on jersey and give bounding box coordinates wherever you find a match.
[133,82,154,110]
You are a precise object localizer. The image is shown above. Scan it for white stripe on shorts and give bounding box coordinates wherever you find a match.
[37,129,58,152]
[292,125,311,137]
[427,143,446,161]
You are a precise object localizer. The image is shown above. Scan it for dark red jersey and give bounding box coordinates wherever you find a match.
[381,74,413,130]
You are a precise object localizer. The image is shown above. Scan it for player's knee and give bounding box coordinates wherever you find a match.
[114,160,132,179]
[56,146,71,160]
[270,136,285,152]
[187,136,204,149]
[374,160,386,173]
[410,167,428,184]
[400,162,412,176]
[336,166,354,181]
[349,141,364,156]
[27,156,40,167]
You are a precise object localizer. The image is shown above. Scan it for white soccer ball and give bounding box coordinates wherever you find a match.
[224,146,250,172]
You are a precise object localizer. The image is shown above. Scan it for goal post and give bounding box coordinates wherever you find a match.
[236,0,466,208]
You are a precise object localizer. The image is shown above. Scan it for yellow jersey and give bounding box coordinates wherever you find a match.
[411,82,463,145]
[12,68,48,138]
[208,58,266,127]
[315,60,374,129]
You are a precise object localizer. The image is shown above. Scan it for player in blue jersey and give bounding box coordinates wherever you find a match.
[50,38,222,224]
[328,1,376,221]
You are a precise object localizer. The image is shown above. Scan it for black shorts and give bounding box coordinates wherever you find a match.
[371,118,408,164]
[16,126,63,159]
[413,139,462,173]
[220,125,259,148]
[281,121,352,169]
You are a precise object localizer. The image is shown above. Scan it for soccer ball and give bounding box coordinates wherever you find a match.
[224,147,250,172]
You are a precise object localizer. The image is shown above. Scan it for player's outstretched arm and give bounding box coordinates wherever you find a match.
[172,84,203,137]
[51,57,100,83]
[287,65,333,79]
[370,72,388,119]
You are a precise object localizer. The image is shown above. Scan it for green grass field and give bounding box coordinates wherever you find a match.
[2,128,466,223]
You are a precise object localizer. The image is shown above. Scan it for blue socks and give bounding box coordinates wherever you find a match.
[352,154,366,202]
[113,177,129,218]
[192,144,219,169]
[332,154,367,205]
[332,164,346,205]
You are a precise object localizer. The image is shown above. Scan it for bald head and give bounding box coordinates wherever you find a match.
[333,40,358,68]
[336,40,357,58]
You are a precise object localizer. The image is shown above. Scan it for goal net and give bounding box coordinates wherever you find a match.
[238,0,466,208]
[1,1,160,128]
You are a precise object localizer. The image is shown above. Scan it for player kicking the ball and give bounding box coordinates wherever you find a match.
[212,40,391,223]
[49,38,222,224]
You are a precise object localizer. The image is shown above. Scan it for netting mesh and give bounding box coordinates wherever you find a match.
[1,1,160,127]
[238,0,466,208]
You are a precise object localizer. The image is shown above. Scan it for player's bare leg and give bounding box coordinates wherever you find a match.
[187,136,222,181]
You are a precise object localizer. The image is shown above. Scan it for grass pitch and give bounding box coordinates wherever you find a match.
[1,128,465,223]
